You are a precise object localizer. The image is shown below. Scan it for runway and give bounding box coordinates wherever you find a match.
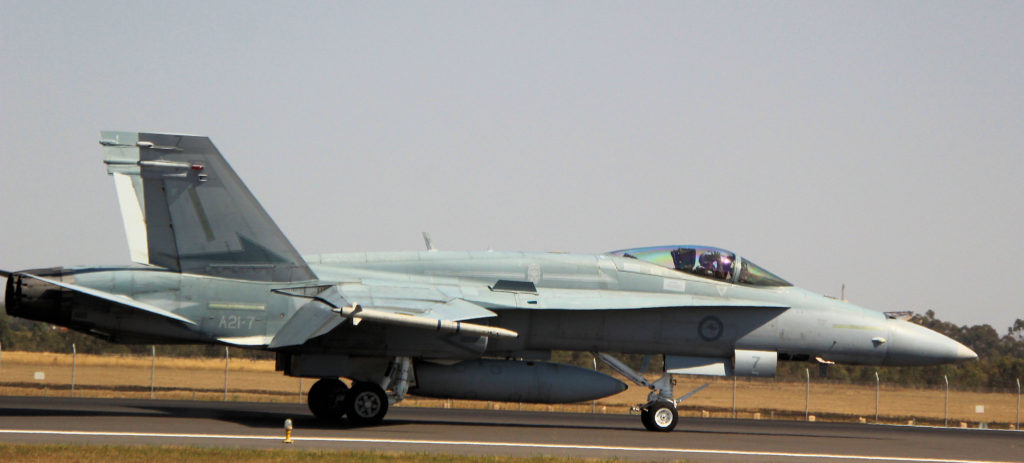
[0,397,1019,462]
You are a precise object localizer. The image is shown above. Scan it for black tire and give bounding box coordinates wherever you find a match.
[344,382,389,426]
[640,408,656,431]
[308,378,348,423]
[643,401,677,432]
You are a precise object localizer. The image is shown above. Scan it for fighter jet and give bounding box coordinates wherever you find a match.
[3,132,977,432]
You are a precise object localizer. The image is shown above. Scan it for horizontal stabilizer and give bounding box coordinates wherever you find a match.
[20,273,197,326]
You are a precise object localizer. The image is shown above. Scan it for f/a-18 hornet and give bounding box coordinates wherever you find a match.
[4,132,977,431]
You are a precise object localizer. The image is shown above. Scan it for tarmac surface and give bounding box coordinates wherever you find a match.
[0,396,1020,462]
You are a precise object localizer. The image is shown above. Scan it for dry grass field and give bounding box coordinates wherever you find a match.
[0,351,1019,429]
[0,443,614,463]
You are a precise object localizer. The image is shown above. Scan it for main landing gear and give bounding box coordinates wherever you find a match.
[303,379,387,424]
[307,378,389,425]
[594,352,709,432]
[306,357,411,426]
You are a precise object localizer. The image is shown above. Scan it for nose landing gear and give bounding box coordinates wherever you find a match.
[594,352,709,432]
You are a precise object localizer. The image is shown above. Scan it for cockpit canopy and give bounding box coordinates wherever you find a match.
[609,245,791,287]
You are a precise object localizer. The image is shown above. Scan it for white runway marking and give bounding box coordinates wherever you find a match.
[0,429,1012,463]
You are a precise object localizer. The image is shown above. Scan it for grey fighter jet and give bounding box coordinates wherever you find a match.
[3,132,977,432]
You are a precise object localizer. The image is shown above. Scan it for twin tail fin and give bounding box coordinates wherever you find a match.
[101,131,316,282]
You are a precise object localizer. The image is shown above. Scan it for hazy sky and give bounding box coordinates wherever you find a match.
[2,1,1021,330]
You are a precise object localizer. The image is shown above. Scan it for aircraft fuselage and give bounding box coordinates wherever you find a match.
[8,250,971,368]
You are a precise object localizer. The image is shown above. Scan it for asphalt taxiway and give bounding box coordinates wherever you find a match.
[0,396,1020,462]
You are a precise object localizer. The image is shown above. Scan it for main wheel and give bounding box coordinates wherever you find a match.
[640,408,655,430]
[345,382,388,426]
[642,401,678,432]
[308,378,348,423]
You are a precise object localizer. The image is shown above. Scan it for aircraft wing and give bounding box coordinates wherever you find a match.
[18,273,197,326]
[337,281,500,320]
[269,284,516,349]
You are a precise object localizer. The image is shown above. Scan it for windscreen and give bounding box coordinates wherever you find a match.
[736,259,791,287]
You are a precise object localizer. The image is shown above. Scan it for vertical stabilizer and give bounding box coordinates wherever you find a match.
[101,131,317,282]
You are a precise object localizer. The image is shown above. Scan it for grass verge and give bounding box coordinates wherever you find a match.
[0,443,641,463]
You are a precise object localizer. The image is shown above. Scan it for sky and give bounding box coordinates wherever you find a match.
[1,1,1022,330]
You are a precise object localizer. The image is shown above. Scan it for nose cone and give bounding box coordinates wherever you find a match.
[954,342,978,362]
[883,319,977,366]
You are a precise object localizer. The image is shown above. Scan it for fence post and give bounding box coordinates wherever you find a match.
[298,377,303,404]
[874,371,880,424]
[944,375,949,427]
[732,375,737,419]
[592,357,598,413]
[71,343,76,397]
[150,345,156,399]
[1017,378,1020,431]
[223,346,229,401]
[1,340,4,382]
[804,368,809,421]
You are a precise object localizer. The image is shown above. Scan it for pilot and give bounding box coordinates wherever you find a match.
[697,252,718,277]
[698,251,733,281]
[718,254,734,280]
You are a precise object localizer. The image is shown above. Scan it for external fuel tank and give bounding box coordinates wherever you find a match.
[411,359,627,403]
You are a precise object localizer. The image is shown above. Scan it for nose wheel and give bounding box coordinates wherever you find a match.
[641,400,678,432]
